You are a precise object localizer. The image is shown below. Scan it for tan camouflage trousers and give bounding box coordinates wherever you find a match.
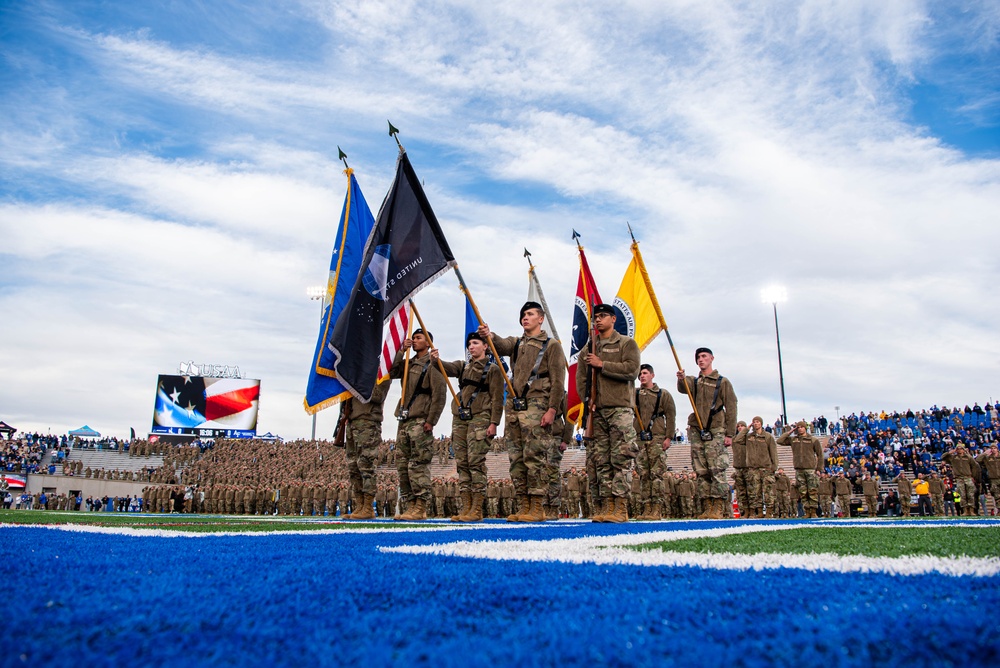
[679,496,695,518]
[777,491,792,518]
[546,437,563,507]
[590,407,639,499]
[899,493,912,516]
[506,398,552,496]
[395,418,434,503]
[348,417,381,497]
[865,495,879,516]
[931,493,944,516]
[688,427,730,499]
[794,469,819,514]
[452,414,492,496]
[954,477,976,513]
[732,468,750,517]
[636,439,665,504]
[747,468,775,515]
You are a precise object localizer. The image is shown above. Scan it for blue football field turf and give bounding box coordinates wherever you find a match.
[1,518,997,667]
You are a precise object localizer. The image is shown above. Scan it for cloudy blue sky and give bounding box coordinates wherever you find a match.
[2,1,998,441]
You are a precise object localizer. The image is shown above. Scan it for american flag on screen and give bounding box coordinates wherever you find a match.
[378,305,409,381]
[154,376,260,430]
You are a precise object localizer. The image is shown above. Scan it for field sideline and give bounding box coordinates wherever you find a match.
[2,512,997,667]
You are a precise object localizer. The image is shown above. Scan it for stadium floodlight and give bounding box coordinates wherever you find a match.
[760,286,788,429]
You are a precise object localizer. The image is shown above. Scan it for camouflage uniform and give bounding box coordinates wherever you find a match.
[730,428,750,517]
[776,427,823,517]
[490,330,567,499]
[633,384,676,509]
[862,477,880,517]
[346,381,389,498]
[677,371,737,501]
[893,473,912,517]
[575,329,641,503]
[774,472,792,518]
[976,450,1000,508]
[439,356,505,499]
[390,350,446,506]
[944,448,980,515]
[737,426,778,517]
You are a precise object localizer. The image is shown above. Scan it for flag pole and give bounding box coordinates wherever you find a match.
[407,299,460,405]
[400,301,415,407]
[627,225,705,432]
[452,267,517,396]
[524,248,561,343]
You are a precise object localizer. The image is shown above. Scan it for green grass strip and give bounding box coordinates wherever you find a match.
[628,526,1000,559]
[0,509,430,532]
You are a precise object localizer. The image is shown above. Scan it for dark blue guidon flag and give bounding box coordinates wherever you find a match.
[304,170,377,414]
[330,151,457,402]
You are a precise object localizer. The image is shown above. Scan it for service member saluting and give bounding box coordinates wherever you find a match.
[575,303,641,523]
[676,347,738,520]
[479,301,567,523]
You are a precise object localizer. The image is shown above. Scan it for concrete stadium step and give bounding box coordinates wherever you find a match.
[66,449,164,473]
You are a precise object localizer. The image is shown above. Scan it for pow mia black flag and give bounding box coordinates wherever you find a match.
[329,150,457,402]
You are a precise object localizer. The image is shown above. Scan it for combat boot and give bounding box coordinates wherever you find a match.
[696,500,713,520]
[463,494,484,522]
[635,502,650,521]
[516,495,545,522]
[544,502,559,521]
[702,498,724,520]
[605,496,628,523]
[591,498,610,523]
[397,498,428,521]
[349,494,375,520]
[451,492,472,522]
[507,494,530,522]
[648,502,662,520]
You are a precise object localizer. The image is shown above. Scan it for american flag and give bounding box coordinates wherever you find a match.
[378,305,409,381]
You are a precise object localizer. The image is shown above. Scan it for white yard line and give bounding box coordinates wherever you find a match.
[380,522,1000,577]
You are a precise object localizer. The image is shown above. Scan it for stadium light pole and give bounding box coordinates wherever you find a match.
[306,286,325,441]
[761,286,788,429]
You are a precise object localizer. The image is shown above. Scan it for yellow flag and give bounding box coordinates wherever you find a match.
[613,242,665,351]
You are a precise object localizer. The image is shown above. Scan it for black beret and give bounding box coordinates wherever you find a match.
[593,303,615,317]
[520,301,543,319]
[695,347,713,357]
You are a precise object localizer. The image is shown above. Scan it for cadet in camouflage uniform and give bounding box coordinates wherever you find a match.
[893,471,912,517]
[390,329,446,521]
[777,421,823,518]
[736,416,778,518]
[434,332,504,522]
[481,301,567,523]
[633,364,676,520]
[774,468,792,518]
[977,445,1000,509]
[575,304,641,523]
[731,420,750,518]
[344,379,389,520]
[545,396,573,520]
[861,474,879,517]
[834,472,852,517]
[817,474,833,517]
[945,444,981,516]
[676,347,738,520]
[676,472,695,518]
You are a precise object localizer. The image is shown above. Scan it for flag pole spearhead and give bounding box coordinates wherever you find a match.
[388,120,403,152]
[572,229,583,250]
[337,146,350,171]
[627,221,637,243]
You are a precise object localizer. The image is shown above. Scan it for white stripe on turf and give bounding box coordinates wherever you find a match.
[381,523,1000,577]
